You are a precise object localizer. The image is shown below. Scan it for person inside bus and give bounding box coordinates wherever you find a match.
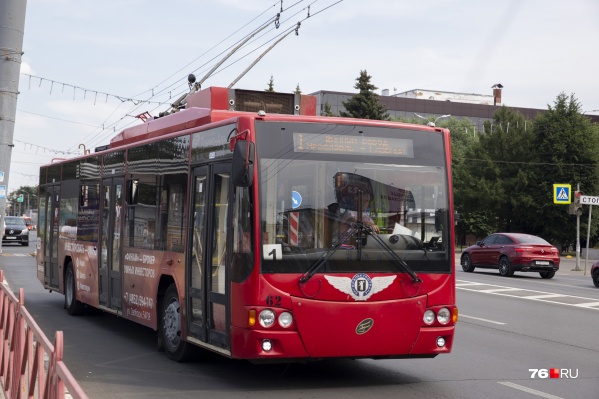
[340,191,380,234]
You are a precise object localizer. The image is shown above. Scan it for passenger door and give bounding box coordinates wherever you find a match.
[42,185,60,289]
[99,177,124,310]
[187,164,231,350]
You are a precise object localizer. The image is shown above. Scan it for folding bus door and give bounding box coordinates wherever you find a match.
[187,164,231,351]
[43,185,60,289]
[99,177,124,310]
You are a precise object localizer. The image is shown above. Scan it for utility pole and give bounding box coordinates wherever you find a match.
[575,183,581,271]
[0,0,28,254]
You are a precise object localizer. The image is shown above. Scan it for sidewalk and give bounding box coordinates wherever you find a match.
[558,255,596,276]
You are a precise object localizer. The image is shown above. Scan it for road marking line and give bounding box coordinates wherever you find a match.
[574,301,599,308]
[456,281,481,286]
[523,294,565,299]
[498,381,563,399]
[458,280,599,311]
[479,288,521,293]
[459,314,506,325]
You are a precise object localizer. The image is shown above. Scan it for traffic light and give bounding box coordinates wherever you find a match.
[568,191,582,215]
[574,191,582,214]
[17,194,24,203]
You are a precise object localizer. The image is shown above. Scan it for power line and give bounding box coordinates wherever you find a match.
[17,109,100,127]
[21,73,167,106]
[11,139,80,156]
[20,1,345,155]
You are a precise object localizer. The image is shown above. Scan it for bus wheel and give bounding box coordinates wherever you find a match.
[65,262,85,315]
[160,284,192,362]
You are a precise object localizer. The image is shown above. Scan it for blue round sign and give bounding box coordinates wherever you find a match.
[291,191,302,209]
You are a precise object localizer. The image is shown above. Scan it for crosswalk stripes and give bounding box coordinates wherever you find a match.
[457,279,599,311]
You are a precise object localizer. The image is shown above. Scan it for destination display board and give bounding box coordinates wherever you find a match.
[293,133,414,157]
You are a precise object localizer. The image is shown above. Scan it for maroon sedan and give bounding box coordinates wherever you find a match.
[592,262,599,288]
[461,233,560,279]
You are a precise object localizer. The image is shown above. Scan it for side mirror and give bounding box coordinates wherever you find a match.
[232,141,255,187]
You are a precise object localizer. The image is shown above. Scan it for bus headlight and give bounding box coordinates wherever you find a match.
[437,308,451,325]
[278,311,293,328]
[259,309,275,328]
[423,310,435,325]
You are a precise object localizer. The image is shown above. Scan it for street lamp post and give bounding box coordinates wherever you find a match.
[414,113,451,127]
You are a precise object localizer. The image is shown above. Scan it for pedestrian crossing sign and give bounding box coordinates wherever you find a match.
[553,184,571,204]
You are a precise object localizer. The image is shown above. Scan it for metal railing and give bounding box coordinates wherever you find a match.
[0,270,88,399]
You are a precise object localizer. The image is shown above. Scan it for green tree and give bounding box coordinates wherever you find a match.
[265,75,275,92]
[322,101,335,116]
[339,70,389,120]
[527,93,599,248]
[452,107,536,239]
[294,84,301,95]
[450,93,599,250]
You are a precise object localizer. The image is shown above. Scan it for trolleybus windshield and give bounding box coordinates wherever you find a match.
[256,121,451,274]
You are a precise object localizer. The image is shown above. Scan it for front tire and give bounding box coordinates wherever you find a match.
[65,262,85,315]
[593,270,599,288]
[539,271,555,279]
[461,253,475,272]
[160,284,193,362]
[498,257,514,277]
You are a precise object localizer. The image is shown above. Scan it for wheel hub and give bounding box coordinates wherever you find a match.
[164,301,181,343]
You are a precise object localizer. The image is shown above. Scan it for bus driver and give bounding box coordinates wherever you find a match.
[340,192,380,234]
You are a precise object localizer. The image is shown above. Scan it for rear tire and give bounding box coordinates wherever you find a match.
[160,283,193,362]
[592,270,599,288]
[539,271,555,279]
[65,262,85,315]
[498,257,514,277]
[461,253,475,272]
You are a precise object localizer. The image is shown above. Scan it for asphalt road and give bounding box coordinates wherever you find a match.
[1,238,597,398]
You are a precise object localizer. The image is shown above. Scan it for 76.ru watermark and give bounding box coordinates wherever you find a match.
[529,369,579,379]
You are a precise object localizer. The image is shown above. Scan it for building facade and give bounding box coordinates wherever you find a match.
[310,86,599,132]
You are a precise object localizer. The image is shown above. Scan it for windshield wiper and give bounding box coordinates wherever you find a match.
[299,220,422,284]
[365,228,422,283]
[299,223,357,284]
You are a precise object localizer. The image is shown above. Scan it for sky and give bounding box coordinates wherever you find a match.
[6,0,599,194]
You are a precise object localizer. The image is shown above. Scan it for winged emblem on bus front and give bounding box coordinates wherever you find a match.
[324,274,396,301]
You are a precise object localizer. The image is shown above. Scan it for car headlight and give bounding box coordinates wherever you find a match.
[437,307,451,325]
[278,311,293,328]
[258,309,275,328]
[423,310,435,325]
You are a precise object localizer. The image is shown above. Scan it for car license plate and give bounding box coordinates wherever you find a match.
[536,261,549,265]
[6,237,16,240]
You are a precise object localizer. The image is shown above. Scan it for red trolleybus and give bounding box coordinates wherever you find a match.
[36,86,457,362]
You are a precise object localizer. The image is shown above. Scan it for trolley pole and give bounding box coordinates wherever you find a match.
[0,0,28,254]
